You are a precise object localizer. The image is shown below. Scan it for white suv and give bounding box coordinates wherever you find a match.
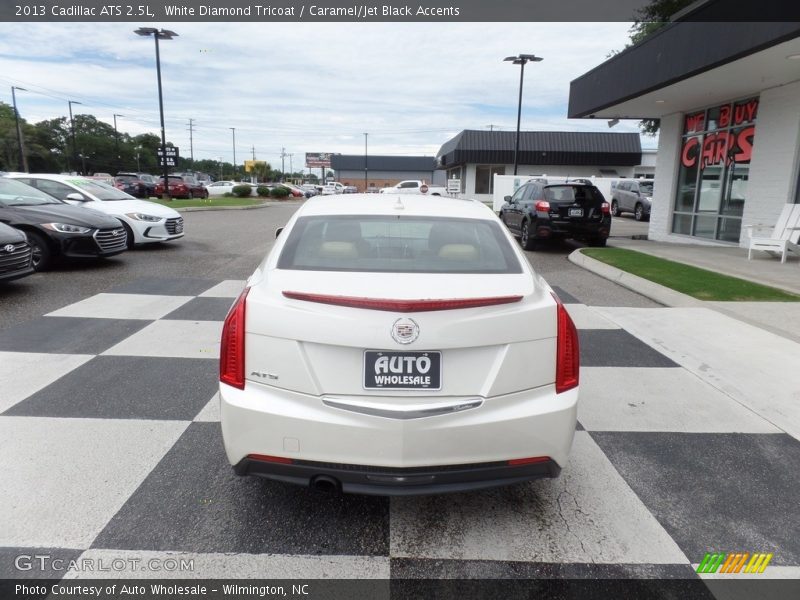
[7,174,184,248]
[219,194,579,495]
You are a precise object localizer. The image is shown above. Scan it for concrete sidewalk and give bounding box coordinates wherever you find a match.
[570,238,800,344]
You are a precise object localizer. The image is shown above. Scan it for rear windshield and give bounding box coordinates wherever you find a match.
[639,182,654,195]
[544,185,605,204]
[278,216,522,274]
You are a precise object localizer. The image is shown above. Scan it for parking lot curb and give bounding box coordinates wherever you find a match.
[172,201,304,213]
[568,248,705,308]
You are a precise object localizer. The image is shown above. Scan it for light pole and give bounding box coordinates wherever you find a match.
[11,86,27,172]
[135,27,178,199]
[229,127,236,179]
[504,53,542,175]
[67,99,82,174]
[364,132,368,192]
[113,113,124,173]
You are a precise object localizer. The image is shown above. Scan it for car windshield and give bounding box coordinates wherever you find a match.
[116,176,138,182]
[0,178,63,206]
[543,185,604,203]
[639,182,654,195]
[278,215,522,274]
[68,178,136,201]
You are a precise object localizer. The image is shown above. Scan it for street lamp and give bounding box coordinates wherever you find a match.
[364,132,368,192]
[67,99,82,174]
[11,86,27,172]
[229,127,236,179]
[113,113,124,173]
[504,53,543,175]
[135,27,178,199]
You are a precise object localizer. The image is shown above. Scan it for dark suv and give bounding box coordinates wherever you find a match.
[499,182,611,249]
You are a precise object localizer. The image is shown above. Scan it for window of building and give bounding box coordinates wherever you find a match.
[475,165,505,195]
[672,97,758,242]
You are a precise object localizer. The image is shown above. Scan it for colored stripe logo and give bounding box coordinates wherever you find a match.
[697,552,773,574]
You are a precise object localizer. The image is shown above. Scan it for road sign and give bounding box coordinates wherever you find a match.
[157,146,179,167]
[447,178,461,193]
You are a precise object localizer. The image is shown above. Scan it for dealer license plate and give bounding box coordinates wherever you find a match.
[568,207,583,217]
[363,351,441,390]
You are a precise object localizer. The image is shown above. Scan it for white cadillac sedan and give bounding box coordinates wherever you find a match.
[6,173,184,248]
[220,194,579,495]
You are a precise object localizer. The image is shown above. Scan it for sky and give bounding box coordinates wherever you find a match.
[0,22,656,172]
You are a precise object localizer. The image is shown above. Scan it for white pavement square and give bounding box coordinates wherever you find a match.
[193,393,220,422]
[0,417,187,549]
[46,293,193,321]
[102,320,223,359]
[596,307,800,440]
[578,367,782,433]
[564,304,621,330]
[199,280,247,298]
[390,432,688,564]
[0,352,93,413]
[64,550,390,579]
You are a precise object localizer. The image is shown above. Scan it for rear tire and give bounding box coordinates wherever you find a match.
[27,230,53,271]
[521,221,537,251]
[587,237,607,247]
[634,203,644,221]
[611,200,620,217]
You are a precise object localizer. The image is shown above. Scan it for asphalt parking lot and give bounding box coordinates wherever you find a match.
[1,205,798,586]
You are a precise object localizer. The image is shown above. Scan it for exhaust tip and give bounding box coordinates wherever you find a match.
[311,475,341,493]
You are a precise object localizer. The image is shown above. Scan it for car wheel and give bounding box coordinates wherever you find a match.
[521,221,537,251]
[587,236,607,247]
[611,200,619,217]
[27,230,53,271]
[634,203,644,221]
[121,222,135,250]
[188,191,194,200]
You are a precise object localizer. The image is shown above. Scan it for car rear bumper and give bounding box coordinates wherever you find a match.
[220,381,578,495]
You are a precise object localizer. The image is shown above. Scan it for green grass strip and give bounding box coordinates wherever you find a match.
[147,197,268,209]
[580,248,800,302]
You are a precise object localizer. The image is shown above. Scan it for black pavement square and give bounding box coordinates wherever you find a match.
[92,422,390,556]
[4,356,217,420]
[163,297,234,322]
[0,316,150,355]
[109,277,218,296]
[551,286,582,305]
[591,432,800,565]
[579,329,679,367]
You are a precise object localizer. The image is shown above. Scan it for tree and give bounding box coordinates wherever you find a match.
[0,102,21,171]
[625,0,696,135]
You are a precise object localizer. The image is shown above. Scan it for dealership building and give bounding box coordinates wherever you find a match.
[435,130,645,204]
[329,155,444,192]
[569,12,800,246]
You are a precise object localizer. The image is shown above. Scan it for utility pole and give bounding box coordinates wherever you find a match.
[11,86,27,172]
[251,145,255,160]
[364,132,368,192]
[280,147,286,180]
[67,100,82,174]
[289,153,293,177]
[486,124,500,131]
[113,114,124,173]
[187,118,195,167]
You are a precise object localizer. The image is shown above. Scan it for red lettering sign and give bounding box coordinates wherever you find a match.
[734,99,759,126]
[718,105,731,128]
[685,112,705,134]
[733,126,755,163]
[681,137,699,168]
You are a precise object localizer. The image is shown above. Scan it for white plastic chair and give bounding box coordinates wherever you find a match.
[745,204,800,263]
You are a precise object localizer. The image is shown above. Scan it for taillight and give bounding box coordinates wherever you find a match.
[551,292,579,393]
[220,287,250,389]
[508,456,550,466]
[534,200,550,212]
[601,202,611,214]
[282,291,522,312]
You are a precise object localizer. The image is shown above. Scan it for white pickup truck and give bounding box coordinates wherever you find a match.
[379,180,449,196]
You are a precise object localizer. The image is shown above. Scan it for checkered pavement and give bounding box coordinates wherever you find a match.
[1,277,799,581]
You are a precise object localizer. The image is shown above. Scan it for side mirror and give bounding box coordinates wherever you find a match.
[504,195,512,203]
[275,227,284,239]
[66,192,88,202]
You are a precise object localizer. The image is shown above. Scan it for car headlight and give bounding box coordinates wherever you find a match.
[125,212,162,222]
[41,223,91,234]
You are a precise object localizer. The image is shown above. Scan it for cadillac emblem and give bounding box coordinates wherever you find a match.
[391,318,419,345]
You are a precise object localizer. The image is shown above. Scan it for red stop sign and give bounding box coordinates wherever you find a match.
[420,184,429,194]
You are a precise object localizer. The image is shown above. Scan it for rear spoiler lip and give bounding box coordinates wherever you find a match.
[282,291,524,312]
